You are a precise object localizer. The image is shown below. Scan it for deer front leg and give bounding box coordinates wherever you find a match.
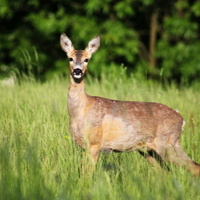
[89,144,101,165]
[82,127,103,174]
[82,143,101,175]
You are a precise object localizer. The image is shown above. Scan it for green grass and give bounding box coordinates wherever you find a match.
[0,73,200,200]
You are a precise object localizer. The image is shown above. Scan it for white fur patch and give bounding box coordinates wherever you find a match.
[73,74,82,79]
[182,120,186,131]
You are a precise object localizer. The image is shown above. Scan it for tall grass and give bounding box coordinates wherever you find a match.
[0,73,200,200]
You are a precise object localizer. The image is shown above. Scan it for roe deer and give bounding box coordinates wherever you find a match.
[60,33,200,175]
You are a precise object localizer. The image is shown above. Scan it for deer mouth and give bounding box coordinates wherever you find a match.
[72,68,83,79]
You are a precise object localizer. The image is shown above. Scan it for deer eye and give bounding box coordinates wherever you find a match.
[84,59,89,63]
[69,58,73,62]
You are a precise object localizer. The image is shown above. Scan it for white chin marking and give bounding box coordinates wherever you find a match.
[74,74,82,79]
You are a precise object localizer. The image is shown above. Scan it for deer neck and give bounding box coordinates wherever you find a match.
[68,75,88,116]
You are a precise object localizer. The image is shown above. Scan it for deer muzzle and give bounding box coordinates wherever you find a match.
[73,68,83,79]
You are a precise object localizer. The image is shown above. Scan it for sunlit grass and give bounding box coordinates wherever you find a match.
[0,73,200,200]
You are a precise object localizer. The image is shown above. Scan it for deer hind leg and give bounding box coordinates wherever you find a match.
[138,150,170,171]
[155,142,200,176]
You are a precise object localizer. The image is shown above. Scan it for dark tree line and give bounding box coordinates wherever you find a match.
[0,0,200,84]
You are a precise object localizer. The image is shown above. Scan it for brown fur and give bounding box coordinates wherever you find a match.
[60,33,200,175]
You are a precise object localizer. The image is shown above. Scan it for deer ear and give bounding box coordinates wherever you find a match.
[86,36,100,55]
[60,33,74,54]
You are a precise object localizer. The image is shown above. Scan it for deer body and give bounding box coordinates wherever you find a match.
[69,88,183,152]
[60,33,200,175]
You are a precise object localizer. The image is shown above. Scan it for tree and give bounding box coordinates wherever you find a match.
[156,0,200,83]
[0,0,200,84]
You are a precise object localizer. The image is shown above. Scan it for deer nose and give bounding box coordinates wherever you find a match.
[73,68,83,79]
[73,68,82,75]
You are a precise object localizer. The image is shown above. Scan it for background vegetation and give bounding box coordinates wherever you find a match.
[1,0,200,84]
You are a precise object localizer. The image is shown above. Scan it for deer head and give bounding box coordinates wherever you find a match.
[60,33,100,82]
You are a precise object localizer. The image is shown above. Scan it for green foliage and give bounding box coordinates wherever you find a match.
[192,1,200,16]
[156,1,200,83]
[0,0,200,84]
[0,77,200,199]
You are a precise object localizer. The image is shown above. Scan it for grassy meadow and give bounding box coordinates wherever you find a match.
[0,72,200,200]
